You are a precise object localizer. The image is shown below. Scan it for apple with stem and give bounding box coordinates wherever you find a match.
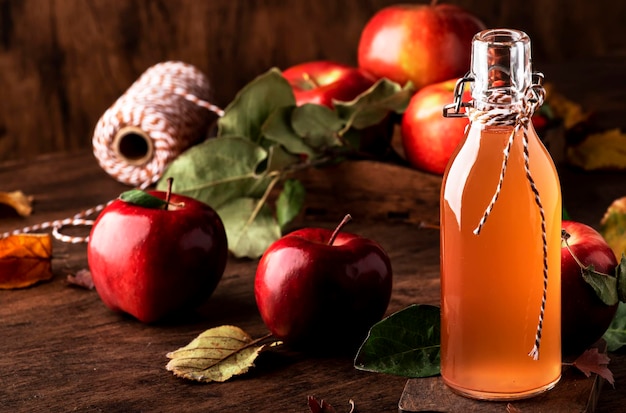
[254,214,393,351]
[282,61,376,108]
[561,220,619,356]
[87,178,228,323]
[358,1,485,89]
[282,60,393,155]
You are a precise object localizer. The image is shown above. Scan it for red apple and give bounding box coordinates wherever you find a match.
[282,60,394,156]
[87,187,228,323]
[401,78,470,175]
[357,2,485,89]
[282,61,376,108]
[561,220,619,356]
[254,215,393,350]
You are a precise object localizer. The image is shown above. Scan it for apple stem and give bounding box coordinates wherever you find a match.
[164,177,174,211]
[561,229,612,277]
[302,72,321,89]
[430,0,438,6]
[328,214,352,246]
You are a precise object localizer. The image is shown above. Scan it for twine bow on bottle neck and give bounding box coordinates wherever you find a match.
[445,74,550,360]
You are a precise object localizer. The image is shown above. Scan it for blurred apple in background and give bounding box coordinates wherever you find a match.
[401,78,470,175]
[282,60,394,156]
[282,61,376,108]
[357,2,485,89]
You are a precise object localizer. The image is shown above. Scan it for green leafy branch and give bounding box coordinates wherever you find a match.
[157,68,413,258]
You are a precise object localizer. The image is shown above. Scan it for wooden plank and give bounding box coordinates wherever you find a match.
[292,159,442,227]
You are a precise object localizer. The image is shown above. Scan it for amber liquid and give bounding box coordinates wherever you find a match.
[440,123,562,400]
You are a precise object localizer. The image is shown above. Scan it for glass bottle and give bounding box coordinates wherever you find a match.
[440,29,562,400]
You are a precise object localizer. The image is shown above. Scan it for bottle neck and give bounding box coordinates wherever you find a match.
[470,29,532,107]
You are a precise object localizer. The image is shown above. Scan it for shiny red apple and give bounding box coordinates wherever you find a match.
[401,78,470,175]
[87,186,228,323]
[357,2,485,89]
[282,61,376,108]
[561,220,619,356]
[254,215,393,350]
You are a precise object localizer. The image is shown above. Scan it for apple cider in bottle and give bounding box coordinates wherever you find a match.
[440,29,562,400]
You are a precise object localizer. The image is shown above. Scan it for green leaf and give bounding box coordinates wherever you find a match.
[218,68,295,143]
[118,189,167,209]
[265,144,301,173]
[165,325,281,383]
[354,304,441,378]
[262,106,316,159]
[276,179,306,229]
[617,254,626,303]
[603,301,626,351]
[217,197,281,259]
[581,265,619,306]
[157,137,268,209]
[291,104,344,150]
[335,78,414,131]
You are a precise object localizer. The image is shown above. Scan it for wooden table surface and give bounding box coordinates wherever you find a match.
[1,57,625,412]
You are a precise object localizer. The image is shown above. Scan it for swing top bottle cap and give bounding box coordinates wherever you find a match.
[470,28,532,106]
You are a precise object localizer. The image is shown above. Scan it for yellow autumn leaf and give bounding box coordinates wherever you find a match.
[165,325,281,383]
[600,197,626,261]
[566,128,626,171]
[0,190,34,217]
[544,83,590,129]
[0,233,53,289]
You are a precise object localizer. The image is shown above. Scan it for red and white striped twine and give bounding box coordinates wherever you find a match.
[468,82,549,361]
[2,61,223,244]
[93,61,222,188]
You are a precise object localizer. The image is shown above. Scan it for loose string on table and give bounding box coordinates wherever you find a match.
[467,77,548,360]
[2,61,224,243]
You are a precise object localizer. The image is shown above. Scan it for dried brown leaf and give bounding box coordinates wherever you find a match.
[572,347,615,387]
[506,403,523,413]
[0,233,53,289]
[66,269,95,290]
[308,396,356,413]
[0,190,34,217]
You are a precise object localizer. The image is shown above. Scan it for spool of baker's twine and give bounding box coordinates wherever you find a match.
[1,61,224,244]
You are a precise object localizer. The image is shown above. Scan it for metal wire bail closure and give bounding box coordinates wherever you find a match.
[442,74,474,118]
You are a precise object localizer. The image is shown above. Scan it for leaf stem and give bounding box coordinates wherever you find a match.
[245,173,282,228]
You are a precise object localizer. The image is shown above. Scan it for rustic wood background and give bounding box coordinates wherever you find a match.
[1,0,624,163]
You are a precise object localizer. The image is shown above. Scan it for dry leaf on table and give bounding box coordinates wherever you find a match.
[66,268,95,290]
[572,347,615,387]
[308,396,356,413]
[0,233,53,289]
[166,325,281,383]
[0,190,34,217]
